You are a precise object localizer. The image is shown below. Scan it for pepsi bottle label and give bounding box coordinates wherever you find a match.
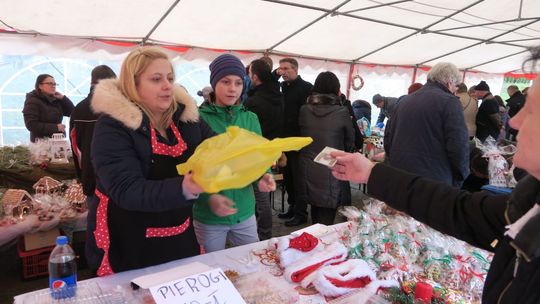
[49,275,77,299]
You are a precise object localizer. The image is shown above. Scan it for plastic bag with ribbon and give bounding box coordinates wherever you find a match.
[177,126,312,193]
[357,117,371,137]
[474,136,517,187]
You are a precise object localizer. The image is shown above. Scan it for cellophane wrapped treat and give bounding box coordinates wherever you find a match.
[339,201,492,303]
[233,271,299,304]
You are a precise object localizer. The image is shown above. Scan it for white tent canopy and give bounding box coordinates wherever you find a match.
[1,0,539,73]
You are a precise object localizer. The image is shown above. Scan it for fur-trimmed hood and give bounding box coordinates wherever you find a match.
[91,79,199,130]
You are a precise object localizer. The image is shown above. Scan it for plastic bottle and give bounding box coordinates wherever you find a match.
[48,235,77,299]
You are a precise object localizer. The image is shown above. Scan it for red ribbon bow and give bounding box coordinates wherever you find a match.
[289,232,319,252]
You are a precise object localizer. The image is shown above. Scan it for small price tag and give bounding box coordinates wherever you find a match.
[149,268,246,304]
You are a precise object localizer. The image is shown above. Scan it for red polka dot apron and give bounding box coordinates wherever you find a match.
[94,122,201,275]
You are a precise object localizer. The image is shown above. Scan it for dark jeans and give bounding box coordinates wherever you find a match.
[253,184,272,240]
[311,206,337,225]
[283,151,307,219]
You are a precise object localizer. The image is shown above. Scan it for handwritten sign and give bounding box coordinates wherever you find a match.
[149,268,246,304]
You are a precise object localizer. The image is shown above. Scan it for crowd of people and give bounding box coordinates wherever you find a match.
[19,44,540,302]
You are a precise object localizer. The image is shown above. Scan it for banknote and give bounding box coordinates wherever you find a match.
[314,146,340,167]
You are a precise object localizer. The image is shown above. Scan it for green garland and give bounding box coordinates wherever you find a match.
[0,146,32,171]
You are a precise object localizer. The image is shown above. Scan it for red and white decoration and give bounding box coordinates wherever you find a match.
[272,232,398,298]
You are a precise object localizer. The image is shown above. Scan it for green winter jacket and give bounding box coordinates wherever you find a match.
[194,103,262,225]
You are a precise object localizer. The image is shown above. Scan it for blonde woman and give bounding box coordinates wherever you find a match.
[88,47,214,275]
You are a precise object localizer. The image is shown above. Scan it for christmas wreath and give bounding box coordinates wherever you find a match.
[352,75,365,91]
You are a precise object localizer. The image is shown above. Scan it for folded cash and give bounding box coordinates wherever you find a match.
[314,146,340,167]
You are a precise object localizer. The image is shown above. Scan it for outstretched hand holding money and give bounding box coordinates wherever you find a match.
[330,151,375,184]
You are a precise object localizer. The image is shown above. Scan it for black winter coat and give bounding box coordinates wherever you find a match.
[476,94,501,141]
[22,90,74,142]
[298,94,355,208]
[86,79,214,270]
[368,163,540,304]
[385,81,470,187]
[245,81,284,139]
[506,91,526,118]
[281,76,313,137]
[69,91,98,196]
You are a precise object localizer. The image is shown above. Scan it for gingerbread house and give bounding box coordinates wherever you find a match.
[33,176,63,195]
[64,183,87,212]
[2,189,35,218]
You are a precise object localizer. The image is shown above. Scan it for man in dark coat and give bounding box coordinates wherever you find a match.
[69,65,117,197]
[245,59,284,240]
[475,80,501,141]
[277,57,313,226]
[372,94,398,125]
[506,85,526,140]
[245,59,284,140]
[385,62,469,187]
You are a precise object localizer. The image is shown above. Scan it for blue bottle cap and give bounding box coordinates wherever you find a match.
[56,236,68,245]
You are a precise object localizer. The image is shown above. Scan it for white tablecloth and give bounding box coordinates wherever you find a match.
[14,223,350,304]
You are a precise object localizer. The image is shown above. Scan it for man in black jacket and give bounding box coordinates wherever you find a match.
[385,62,469,187]
[372,94,398,125]
[329,46,540,304]
[245,59,284,239]
[475,81,501,141]
[506,85,526,141]
[277,57,313,226]
[69,65,116,197]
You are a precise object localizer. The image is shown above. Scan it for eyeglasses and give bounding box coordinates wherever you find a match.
[41,82,57,86]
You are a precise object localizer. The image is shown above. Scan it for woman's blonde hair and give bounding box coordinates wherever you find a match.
[119,46,177,131]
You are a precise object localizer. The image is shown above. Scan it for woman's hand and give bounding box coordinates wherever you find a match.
[182,171,204,199]
[330,151,374,184]
[258,173,276,192]
[208,194,237,217]
[53,92,65,99]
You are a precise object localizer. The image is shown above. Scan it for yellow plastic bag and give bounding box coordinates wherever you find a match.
[177,126,312,193]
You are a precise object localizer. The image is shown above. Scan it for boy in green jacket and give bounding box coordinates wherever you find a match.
[194,54,275,252]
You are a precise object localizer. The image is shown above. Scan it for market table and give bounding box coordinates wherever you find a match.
[14,223,351,304]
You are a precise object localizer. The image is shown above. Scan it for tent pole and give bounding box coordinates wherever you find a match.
[462,69,467,83]
[262,0,525,49]
[346,63,355,99]
[353,0,483,61]
[142,0,181,44]
[498,37,540,43]
[341,0,412,14]
[467,50,529,70]
[412,66,417,84]
[419,18,540,65]
[431,17,540,33]
[267,0,351,51]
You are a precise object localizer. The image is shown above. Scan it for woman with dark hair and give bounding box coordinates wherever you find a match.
[297,71,354,225]
[22,74,74,142]
[330,46,540,303]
